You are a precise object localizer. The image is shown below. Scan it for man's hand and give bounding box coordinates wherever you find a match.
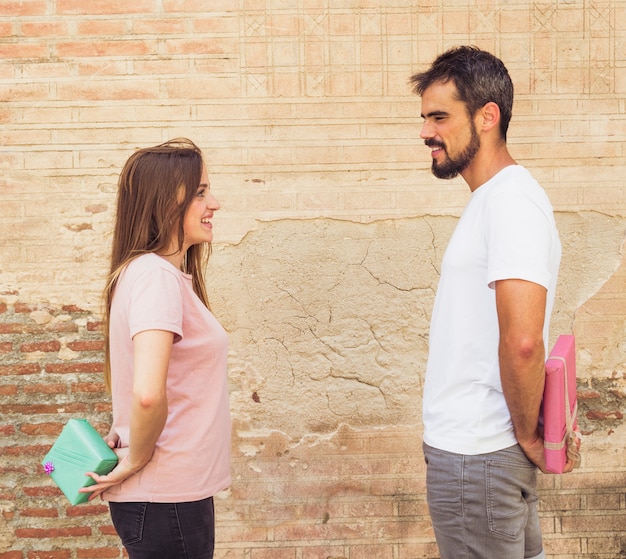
[520,430,581,474]
[518,432,548,473]
[564,431,582,472]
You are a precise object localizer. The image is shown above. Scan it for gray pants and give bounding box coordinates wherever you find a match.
[423,443,546,559]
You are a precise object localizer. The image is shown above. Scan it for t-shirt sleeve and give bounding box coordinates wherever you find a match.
[127,266,184,341]
[486,191,554,290]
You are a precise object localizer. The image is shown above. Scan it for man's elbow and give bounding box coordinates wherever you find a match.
[501,334,544,363]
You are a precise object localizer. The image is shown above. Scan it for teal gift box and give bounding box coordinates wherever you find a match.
[41,418,118,505]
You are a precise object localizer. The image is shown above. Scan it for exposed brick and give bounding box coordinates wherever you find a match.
[0,385,18,396]
[15,527,91,538]
[0,322,80,335]
[60,305,90,314]
[0,364,41,376]
[93,402,113,413]
[75,548,120,559]
[577,389,601,399]
[23,383,68,394]
[23,486,65,498]
[585,409,624,421]
[20,341,61,353]
[3,444,51,458]
[0,403,89,415]
[0,323,25,334]
[45,363,103,374]
[20,508,59,518]
[26,551,70,559]
[72,382,107,393]
[98,526,118,537]
[19,422,63,436]
[66,340,105,351]
[14,303,35,313]
[0,425,16,436]
[66,504,109,517]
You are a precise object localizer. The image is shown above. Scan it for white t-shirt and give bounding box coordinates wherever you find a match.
[423,165,561,455]
[105,253,231,503]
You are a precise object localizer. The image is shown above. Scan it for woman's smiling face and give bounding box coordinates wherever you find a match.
[181,165,220,251]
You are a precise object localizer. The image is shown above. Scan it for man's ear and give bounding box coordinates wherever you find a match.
[478,101,501,133]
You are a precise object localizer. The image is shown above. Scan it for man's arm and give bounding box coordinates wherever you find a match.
[495,278,548,472]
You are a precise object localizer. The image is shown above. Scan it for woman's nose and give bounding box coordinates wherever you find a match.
[208,192,220,211]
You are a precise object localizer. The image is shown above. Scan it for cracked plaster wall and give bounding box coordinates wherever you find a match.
[204,212,626,447]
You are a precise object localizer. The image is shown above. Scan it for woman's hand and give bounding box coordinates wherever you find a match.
[104,426,120,450]
[80,448,139,502]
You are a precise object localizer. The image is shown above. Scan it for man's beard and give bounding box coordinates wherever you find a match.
[427,125,480,180]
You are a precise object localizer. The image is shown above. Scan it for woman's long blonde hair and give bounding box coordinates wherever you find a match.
[102,138,211,391]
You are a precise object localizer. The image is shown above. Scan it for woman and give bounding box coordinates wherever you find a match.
[82,139,231,559]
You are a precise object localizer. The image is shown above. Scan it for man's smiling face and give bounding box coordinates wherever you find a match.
[420,80,481,180]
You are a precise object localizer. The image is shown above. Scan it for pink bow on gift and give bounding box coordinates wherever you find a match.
[43,461,55,474]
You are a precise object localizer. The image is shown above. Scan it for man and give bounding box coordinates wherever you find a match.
[411,46,576,559]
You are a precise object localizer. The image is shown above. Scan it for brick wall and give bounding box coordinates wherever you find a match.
[1,2,625,559]
[1,299,626,559]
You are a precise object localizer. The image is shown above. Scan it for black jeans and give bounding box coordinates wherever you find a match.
[109,497,215,559]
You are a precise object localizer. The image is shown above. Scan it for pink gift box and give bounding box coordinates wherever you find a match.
[542,335,578,474]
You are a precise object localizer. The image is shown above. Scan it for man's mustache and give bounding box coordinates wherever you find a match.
[425,139,445,150]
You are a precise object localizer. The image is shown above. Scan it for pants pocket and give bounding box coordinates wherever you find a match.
[109,501,147,546]
[486,453,536,541]
[423,443,463,517]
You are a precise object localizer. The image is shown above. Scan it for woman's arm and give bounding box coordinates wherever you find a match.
[126,329,171,471]
[81,329,172,500]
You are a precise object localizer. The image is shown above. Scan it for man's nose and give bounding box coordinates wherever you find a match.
[420,121,434,140]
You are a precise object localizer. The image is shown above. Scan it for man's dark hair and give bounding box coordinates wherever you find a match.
[410,46,514,141]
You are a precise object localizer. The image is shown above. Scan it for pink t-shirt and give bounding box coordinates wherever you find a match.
[104,253,231,503]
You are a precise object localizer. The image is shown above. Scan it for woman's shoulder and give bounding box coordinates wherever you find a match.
[119,253,181,287]
[126,252,177,273]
